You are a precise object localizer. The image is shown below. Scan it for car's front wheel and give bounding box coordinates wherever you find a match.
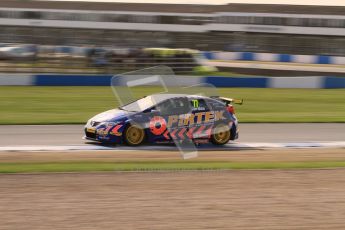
[210,123,231,145]
[124,124,146,146]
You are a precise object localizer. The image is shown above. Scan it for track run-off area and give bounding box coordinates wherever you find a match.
[0,123,344,151]
[0,124,345,229]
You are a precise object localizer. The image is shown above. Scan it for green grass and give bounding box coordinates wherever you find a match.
[192,71,253,77]
[1,161,345,173]
[0,86,344,124]
[220,88,345,122]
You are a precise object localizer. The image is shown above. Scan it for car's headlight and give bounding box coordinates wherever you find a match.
[90,121,101,127]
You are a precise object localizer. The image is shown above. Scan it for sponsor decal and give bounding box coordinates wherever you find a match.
[98,136,110,140]
[97,126,112,136]
[166,110,225,128]
[110,125,123,136]
[96,129,107,135]
[149,110,226,139]
[165,125,213,140]
[163,130,170,139]
[191,99,199,108]
[191,99,206,111]
[150,116,167,135]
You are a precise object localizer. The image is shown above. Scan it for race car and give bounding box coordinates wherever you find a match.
[84,94,241,146]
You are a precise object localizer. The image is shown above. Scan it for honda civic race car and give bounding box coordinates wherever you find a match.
[84,94,241,146]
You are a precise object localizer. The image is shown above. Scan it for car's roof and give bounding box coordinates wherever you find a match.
[151,93,208,99]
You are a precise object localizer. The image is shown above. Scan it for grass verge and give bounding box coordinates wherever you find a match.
[1,86,345,124]
[1,161,345,173]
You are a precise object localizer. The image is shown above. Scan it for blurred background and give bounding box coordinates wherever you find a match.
[1,2,345,229]
[0,0,344,74]
[0,0,344,125]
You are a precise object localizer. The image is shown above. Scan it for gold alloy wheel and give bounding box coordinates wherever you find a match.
[212,124,231,145]
[125,125,145,146]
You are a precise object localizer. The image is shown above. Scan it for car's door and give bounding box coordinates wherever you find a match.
[146,97,191,142]
[187,98,213,140]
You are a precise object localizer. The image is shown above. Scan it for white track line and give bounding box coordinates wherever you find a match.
[0,142,344,152]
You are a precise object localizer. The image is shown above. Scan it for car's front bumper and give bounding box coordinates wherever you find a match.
[83,135,99,142]
[84,127,97,140]
[83,125,124,144]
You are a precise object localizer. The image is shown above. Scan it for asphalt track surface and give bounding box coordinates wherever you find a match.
[0,123,344,146]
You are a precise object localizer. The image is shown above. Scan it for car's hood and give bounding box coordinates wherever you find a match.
[90,108,131,123]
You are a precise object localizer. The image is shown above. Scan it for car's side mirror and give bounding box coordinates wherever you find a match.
[143,108,159,114]
[150,109,159,114]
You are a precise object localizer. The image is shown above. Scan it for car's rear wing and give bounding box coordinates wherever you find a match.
[212,96,244,105]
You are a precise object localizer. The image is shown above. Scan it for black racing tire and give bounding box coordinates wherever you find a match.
[210,123,231,145]
[124,124,146,146]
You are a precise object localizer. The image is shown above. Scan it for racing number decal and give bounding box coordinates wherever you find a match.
[191,99,199,108]
[149,116,167,135]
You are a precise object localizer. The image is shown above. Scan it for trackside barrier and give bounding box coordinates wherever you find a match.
[203,52,345,65]
[203,76,268,88]
[0,74,344,88]
[34,74,114,86]
[324,77,345,88]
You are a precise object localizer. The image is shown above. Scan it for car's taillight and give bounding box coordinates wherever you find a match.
[227,105,235,114]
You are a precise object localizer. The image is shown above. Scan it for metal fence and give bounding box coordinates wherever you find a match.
[0,26,344,56]
[0,56,198,74]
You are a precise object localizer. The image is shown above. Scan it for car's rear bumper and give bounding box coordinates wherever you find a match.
[230,122,239,140]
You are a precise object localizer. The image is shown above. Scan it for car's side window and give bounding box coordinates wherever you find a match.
[208,99,226,110]
[157,97,190,115]
[155,101,170,115]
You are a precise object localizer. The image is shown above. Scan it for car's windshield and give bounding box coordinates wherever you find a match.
[119,95,161,112]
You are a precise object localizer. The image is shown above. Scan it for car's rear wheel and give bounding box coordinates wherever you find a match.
[210,123,231,145]
[124,124,145,146]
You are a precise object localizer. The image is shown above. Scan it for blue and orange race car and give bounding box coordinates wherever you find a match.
[84,94,241,146]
